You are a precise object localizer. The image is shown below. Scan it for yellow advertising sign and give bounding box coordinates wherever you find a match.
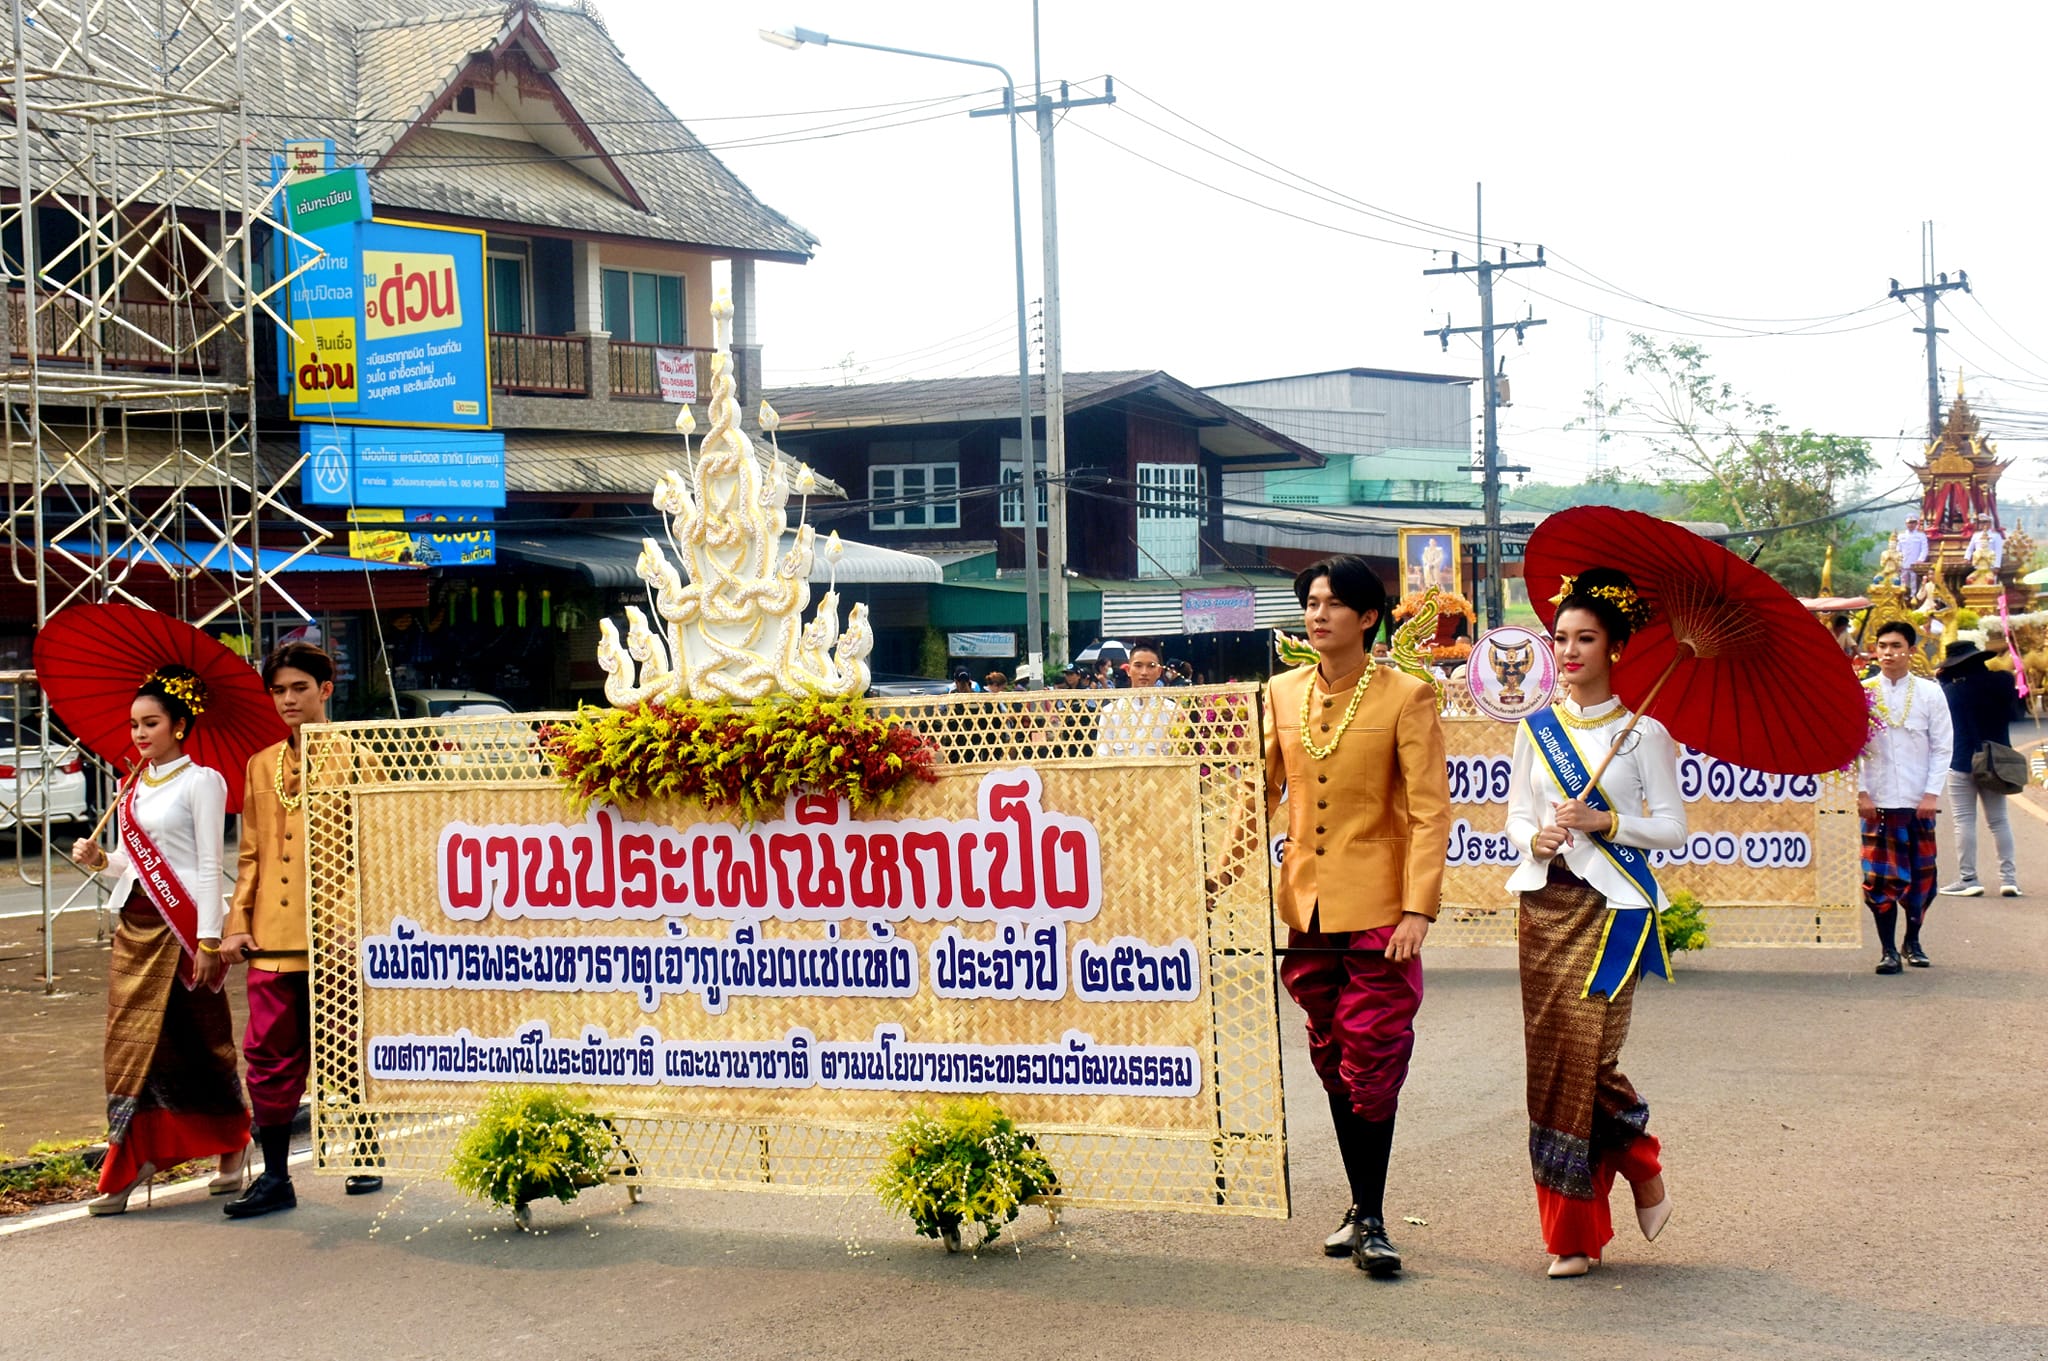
[291,316,359,405]
[363,249,463,341]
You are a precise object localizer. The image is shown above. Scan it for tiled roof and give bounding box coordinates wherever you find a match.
[4,1,816,259]
[764,371,1326,470]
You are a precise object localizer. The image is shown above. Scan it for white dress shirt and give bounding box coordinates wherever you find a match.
[1857,673,1951,810]
[1095,690,1179,758]
[102,755,230,938]
[1897,529,1928,568]
[1965,528,2004,568]
[1504,697,1689,908]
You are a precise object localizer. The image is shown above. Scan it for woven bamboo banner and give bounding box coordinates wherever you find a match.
[305,686,1288,1215]
[1429,711,1861,948]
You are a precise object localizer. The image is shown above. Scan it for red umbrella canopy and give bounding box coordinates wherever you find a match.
[32,604,287,812]
[1525,507,1869,776]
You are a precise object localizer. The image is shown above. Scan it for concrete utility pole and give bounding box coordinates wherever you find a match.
[1424,185,1544,629]
[973,5,1113,672]
[1888,224,1970,444]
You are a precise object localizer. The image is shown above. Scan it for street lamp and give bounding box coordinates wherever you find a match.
[760,24,1044,685]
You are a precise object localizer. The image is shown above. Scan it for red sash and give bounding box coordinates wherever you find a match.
[119,769,222,993]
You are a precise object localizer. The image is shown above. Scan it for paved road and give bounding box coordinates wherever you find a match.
[4,813,2046,1358]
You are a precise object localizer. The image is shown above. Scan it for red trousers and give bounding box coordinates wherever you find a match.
[1279,921,1423,1122]
[243,969,311,1127]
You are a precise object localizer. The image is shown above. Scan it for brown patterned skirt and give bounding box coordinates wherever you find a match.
[100,893,248,1191]
[1518,863,1661,1256]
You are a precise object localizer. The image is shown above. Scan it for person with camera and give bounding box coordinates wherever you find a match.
[1937,636,2024,902]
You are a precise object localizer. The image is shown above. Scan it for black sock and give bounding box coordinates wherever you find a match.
[1327,1090,1394,1221]
[1903,915,1922,949]
[1873,907,1899,953]
[259,1124,292,1181]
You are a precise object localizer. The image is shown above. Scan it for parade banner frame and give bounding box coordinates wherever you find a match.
[306,687,1290,1216]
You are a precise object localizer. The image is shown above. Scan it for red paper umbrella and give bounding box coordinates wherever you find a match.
[1525,507,1869,777]
[32,603,287,812]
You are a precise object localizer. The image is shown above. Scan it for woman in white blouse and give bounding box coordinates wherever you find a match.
[71,666,249,1214]
[1503,568,1685,1279]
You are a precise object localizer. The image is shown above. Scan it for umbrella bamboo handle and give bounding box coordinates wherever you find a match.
[1584,648,1688,789]
[73,768,136,867]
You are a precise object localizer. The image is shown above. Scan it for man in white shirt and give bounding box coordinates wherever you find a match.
[1095,641,1178,757]
[1857,621,1954,974]
[1897,517,1929,595]
[1965,513,2004,571]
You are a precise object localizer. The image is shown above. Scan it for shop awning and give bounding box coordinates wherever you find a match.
[55,540,419,572]
[496,529,942,589]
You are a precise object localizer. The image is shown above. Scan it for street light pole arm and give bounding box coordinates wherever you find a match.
[802,33,1016,91]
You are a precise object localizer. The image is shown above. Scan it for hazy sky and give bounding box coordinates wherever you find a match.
[595,0,2048,510]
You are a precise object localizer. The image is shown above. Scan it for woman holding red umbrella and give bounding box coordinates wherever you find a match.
[1504,568,1685,1279]
[69,667,250,1214]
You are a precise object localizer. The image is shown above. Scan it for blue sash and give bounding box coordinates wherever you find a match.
[1522,705,1672,1001]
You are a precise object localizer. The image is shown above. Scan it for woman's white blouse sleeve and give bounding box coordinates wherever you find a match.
[189,768,228,938]
[1613,721,1687,850]
[1504,723,1546,859]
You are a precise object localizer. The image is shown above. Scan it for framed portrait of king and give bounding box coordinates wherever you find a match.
[1397,527,1462,599]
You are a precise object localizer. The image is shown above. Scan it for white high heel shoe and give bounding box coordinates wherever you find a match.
[1547,1254,1594,1278]
[86,1162,157,1217]
[1636,1193,1673,1242]
[210,1144,251,1196]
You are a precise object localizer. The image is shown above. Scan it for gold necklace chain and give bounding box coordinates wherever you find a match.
[138,759,189,788]
[1866,674,1912,727]
[1298,658,1377,761]
[274,743,303,812]
[1555,701,1630,731]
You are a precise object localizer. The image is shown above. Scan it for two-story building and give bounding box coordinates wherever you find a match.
[760,370,1325,679]
[5,0,845,709]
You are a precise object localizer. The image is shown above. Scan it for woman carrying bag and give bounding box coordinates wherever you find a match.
[1937,639,2025,899]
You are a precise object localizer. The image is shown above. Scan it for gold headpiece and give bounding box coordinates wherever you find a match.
[147,668,210,716]
[1551,574,1654,631]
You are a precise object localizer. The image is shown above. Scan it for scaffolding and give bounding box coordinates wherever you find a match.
[2,0,323,990]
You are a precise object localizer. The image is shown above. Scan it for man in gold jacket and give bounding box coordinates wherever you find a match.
[218,642,383,1216]
[1264,555,1451,1277]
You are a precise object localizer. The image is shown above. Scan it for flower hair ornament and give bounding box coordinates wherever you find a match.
[147,668,210,716]
[1550,573,1655,632]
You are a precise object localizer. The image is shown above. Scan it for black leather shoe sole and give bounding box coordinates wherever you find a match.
[345,1175,386,1195]
[1354,1250,1402,1277]
[1324,1237,1359,1258]
[1875,954,1903,975]
[1904,948,1931,968]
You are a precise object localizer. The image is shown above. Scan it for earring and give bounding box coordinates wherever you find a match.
[1609,650,1621,663]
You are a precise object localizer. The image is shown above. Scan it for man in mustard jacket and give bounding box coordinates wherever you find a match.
[218,642,384,1217]
[1265,555,1451,1276]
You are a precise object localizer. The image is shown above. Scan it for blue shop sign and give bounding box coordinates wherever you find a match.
[301,425,506,509]
[285,217,492,431]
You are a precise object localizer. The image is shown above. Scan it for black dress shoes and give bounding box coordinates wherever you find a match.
[1324,1204,1364,1257]
[1352,1216,1402,1277]
[1875,950,1903,975]
[223,1171,297,1219]
[345,1174,385,1195]
[1903,942,1931,968]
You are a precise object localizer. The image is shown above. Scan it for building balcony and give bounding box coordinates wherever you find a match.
[489,331,713,404]
[6,288,233,375]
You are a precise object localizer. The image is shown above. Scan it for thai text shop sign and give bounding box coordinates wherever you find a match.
[305,695,1289,1212]
[286,217,490,430]
[1429,716,1860,947]
[347,509,495,567]
[301,425,505,510]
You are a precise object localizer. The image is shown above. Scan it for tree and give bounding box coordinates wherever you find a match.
[1589,336,1879,597]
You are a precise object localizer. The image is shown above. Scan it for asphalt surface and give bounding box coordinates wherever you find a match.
[3,807,2046,1359]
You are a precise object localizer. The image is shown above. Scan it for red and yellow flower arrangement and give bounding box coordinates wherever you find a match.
[540,695,939,822]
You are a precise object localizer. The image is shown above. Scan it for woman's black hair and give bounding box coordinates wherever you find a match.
[1553,566,1649,648]
[1293,554,1392,643]
[135,664,205,734]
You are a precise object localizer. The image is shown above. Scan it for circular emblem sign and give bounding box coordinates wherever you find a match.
[1468,625,1556,722]
[310,436,350,498]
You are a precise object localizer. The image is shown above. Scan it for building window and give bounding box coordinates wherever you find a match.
[869,462,960,531]
[1137,462,1203,519]
[999,438,1049,528]
[601,268,684,345]
[488,254,528,334]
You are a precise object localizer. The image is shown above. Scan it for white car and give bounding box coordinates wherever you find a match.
[394,689,538,772]
[0,718,89,829]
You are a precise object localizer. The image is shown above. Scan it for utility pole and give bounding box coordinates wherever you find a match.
[976,9,1112,674]
[1888,223,1969,444]
[1424,185,1544,629]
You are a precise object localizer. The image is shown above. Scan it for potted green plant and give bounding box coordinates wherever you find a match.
[448,1086,640,1228]
[874,1098,1060,1252]
[1660,889,1711,956]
